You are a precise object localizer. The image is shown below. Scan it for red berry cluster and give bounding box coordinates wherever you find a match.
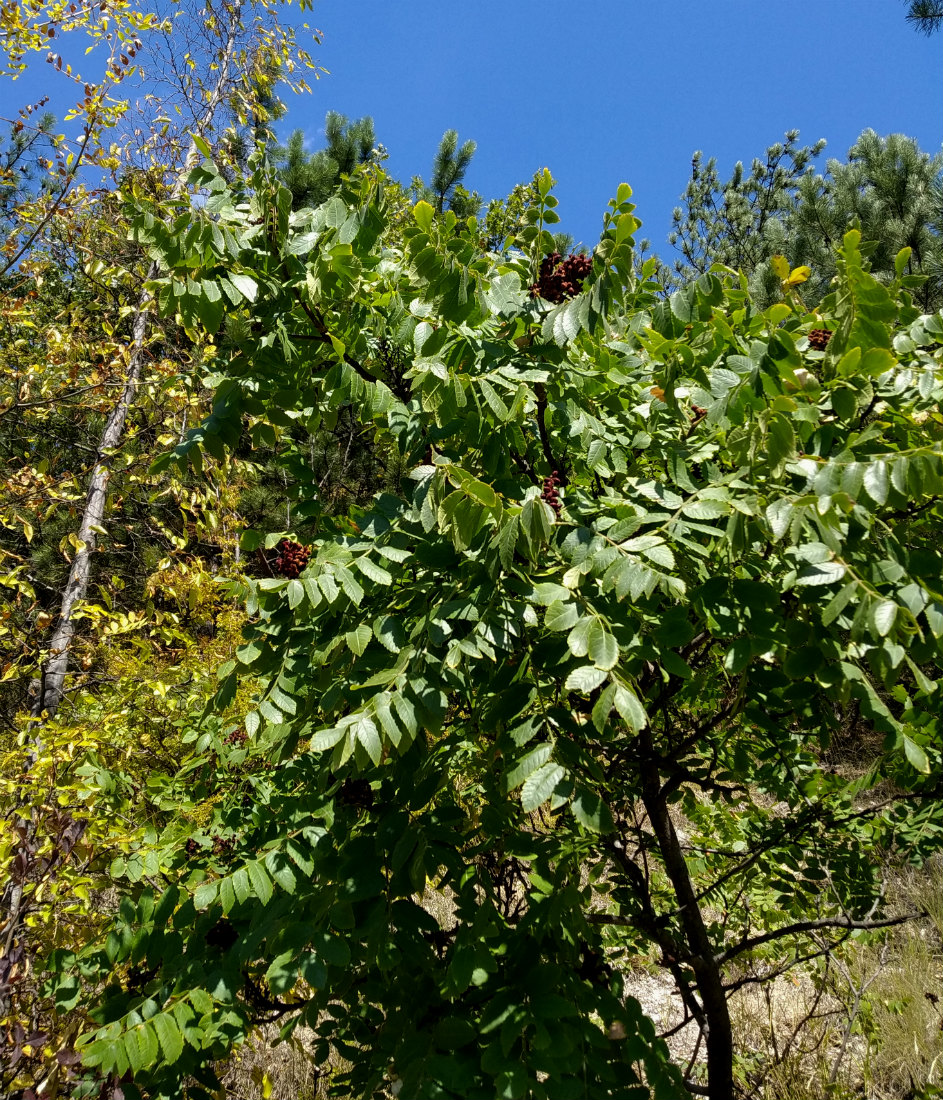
[542,471,562,515]
[339,778,374,810]
[212,834,236,859]
[224,728,249,748]
[807,328,832,350]
[184,838,201,858]
[273,538,310,578]
[529,252,592,303]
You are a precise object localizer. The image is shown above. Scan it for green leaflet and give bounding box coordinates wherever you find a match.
[504,742,553,793]
[570,787,615,833]
[587,621,619,670]
[564,665,608,693]
[613,683,647,731]
[345,623,372,655]
[355,556,393,586]
[544,600,579,632]
[521,763,566,813]
[151,1013,183,1065]
[246,860,273,905]
[903,735,930,774]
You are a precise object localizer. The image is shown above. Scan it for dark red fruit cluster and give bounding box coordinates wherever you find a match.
[529,252,593,303]
[224,728,249,747]
[184,838,200,858]
[807,328,832,350]
[212,834,236,859]
[339,778,374,810]
[274,538,310,578]
[542,471,562,515]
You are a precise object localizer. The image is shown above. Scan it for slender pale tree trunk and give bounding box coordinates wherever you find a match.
[1,4,243,1023]
[30,289,154,719]
[32,6,242,722]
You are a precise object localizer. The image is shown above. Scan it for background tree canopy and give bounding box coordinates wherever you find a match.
[669,129,943,312]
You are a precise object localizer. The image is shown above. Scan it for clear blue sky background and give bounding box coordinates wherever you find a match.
[278,0,942,255]
[6,0,941,261]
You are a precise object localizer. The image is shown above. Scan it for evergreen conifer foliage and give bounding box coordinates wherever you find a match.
[277,112,378,211]
[427,128,479,214]
[670,128,942,314]
[0,109,56,231]
[905,0,943,33]
[55,159,943,1100]
[800,130,943,311]
[668,130,826,288]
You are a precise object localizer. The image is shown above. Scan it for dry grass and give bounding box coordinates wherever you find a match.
[219,1022,333,1100]
[730,854,943,1099]
[855,856,943,1100]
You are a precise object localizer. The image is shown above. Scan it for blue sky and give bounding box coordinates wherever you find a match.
[279,0,942,254]
[5,0,941,262]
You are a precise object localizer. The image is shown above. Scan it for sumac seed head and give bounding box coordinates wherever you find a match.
[273,538,311,578]
[808,328,832,350]
[529,252,592,303]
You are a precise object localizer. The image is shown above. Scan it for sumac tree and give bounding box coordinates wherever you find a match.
[54,158,943,1100]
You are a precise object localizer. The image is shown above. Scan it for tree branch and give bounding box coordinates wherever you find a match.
[533,382,565,482]
[0,117,96,278]
[717,911,923,964]
[509,446,539,485]
[292,291,378,388]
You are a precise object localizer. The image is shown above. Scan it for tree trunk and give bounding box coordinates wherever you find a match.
[638,730,735,1100]
[30,290,154,719]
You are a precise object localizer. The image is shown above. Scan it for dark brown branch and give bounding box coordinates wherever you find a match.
[533,382,566,483]
[509,447,540,485]
[636,725,735,1100]
[692,804,818,906]
[670,693,742,759]
[694,791,927,912]
[718,911,923,964]
[683,1024,706,1087]
[601,836,707,1031]
[292,291,377,388]
[722,939,851,993]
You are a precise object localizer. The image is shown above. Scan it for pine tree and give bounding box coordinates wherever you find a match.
[430,128,476,212]
[789,130,943,311]
[906,0,943,34]
[0,110,55,233]
[277,111,377,210]
[669,129,942,311]
[668,130,825,287]
[418,128,481,216]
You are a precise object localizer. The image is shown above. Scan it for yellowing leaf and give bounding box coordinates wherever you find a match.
[770,255,790,280]
[413,201,434,233]
[784,265,811,287]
